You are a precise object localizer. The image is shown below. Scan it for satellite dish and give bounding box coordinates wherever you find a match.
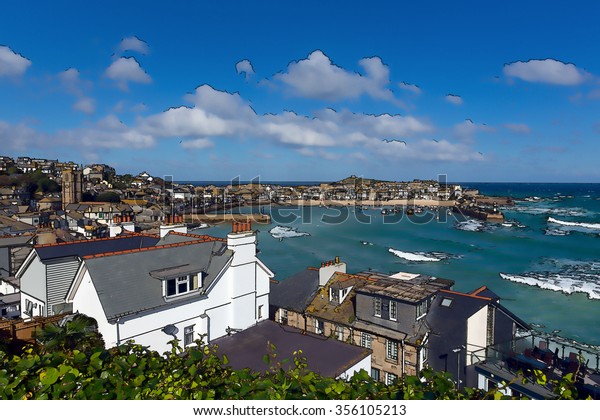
[162,324,179,337]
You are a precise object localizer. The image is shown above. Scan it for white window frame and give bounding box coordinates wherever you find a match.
[360,332,372,349]
[165,274,198,298]
[416,299,428,320]
[386,339,398,362]
[258,304,264,319]
[386,372,398,385]
[374,297,382,317]
[184,325,195,347]
[315,319,324,335]
[389,300,397,321]
[335,324,344,341]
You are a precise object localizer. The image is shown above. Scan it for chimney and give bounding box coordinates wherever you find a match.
[227,220,256,265]
[318,257,346,286]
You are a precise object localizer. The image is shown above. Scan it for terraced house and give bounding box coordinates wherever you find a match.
[270,258,454,384]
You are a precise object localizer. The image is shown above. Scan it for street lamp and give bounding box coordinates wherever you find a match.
[452,346,465,387]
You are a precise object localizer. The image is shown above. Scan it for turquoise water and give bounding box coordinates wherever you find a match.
[195,183,600,346]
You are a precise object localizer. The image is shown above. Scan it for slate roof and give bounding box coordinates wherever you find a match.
[82,239,232,322]
[212,320,371,378]
[0,234,34,247]
[35,234,161,261]
[0,215,36,235]
[269,268,320,313]
[355,271,454,303]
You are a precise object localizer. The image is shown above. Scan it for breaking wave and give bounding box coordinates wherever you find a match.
[388,248,457,262]
[454,219,495,233]
[548,217,600,231]
[269,225,310,240]
[511,205,593,218]
[500,260,600,300]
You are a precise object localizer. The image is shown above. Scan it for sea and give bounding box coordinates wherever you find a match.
[189,182,600,348]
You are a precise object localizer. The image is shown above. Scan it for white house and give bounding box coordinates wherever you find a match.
[63,222,272,353]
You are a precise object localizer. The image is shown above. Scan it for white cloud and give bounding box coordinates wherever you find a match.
[181,138,213,149]
[73,97,96,114]
[398,81,421,95]
[503,59,590,85]
[118,36,149,55]
[453,119,493,142]
[236,59,255,80]
[0,45,31,77]
[370,138,485,163]
[504,123,531,134]
[445,94,463,105]
[272,50,395,102]
[105,57,151,90]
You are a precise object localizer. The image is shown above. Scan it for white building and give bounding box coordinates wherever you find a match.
[18,222,273,353]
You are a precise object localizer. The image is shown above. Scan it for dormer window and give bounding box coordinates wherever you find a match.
[166,275,195,297]
[151,265,204,299]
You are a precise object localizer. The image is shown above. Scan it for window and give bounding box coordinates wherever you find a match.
[315,319,324,335]
[441,297,453,307]
[360,332,372,349]
[386,339,398,361]
[280,308,288,325]
[184,325,195,347]
[258,305,264,319]
[389,301,397,321]
[371,368,380,382]
[335,324,344,341]
[374,297,382,317]
[416,299,428,319]
[385,372,398,385]
[165,275,198,298]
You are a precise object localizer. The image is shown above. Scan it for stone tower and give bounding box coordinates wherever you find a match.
[62,168,82,210]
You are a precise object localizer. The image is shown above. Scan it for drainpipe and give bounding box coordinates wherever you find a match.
[116,317,121,346]
[401,340,406,376]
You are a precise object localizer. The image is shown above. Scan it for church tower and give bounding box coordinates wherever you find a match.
[62,168,83,210]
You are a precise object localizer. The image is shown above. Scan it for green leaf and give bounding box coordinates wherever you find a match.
[39,367,60,386]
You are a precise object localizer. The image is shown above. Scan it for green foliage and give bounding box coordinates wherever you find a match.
[0,338,583,400]
[95,191,121,203]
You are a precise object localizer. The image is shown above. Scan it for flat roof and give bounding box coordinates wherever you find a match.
[212,320,371,378]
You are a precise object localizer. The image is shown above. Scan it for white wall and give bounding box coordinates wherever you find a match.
[18,252,47,319]
[466,306,488,366]
[337,354,372,381]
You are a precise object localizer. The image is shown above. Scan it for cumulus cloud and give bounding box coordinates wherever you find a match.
[371,138,485,163]
[181,138,214,149]
[118,36,149,55]
[272,50,395,102]
[58,68,95,113]
[453,119,493,142]
[503,59,590,85]
[105,57,152,90]
[398,81,421,94]
[236,59,255,80]
[445,94,463,105]
[73,97,96,114]
[504,123,531,134]
[0,45,31,77]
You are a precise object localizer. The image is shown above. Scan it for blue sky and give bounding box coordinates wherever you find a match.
[1,1,600,182]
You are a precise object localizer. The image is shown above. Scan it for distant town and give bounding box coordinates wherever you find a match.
[5,154,596,400]
[0,154,508,240]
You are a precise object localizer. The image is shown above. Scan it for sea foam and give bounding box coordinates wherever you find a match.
[388,248,457,262]
[548,217,600,231]
[269,225,310,241]
[500,259,600,300]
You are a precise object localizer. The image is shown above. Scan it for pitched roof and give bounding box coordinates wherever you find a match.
[212,320,371,378]
[35,234,161,261]
[82,239,232,322]
[269,268,320,313]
